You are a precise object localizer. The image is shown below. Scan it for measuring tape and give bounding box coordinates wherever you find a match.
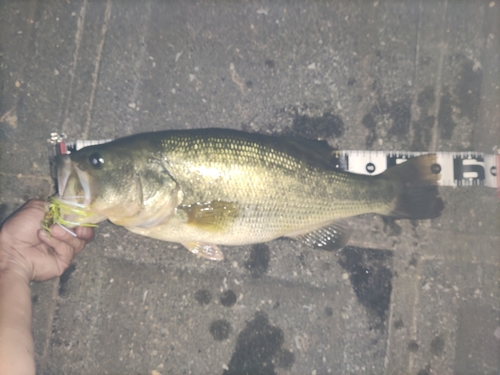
[48,133,500,197]
[331,150,499,189]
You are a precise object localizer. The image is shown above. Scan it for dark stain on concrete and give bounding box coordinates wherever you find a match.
[275,348,295,370]
[417,85,436,109]
[291,108,344,140]
[388,98,412,139]
[297,252,306,268]
[430,334,445,357]
[382,217,402,237]
[321,262,331,271]
[393,318,404,329]
[223,312,293,375]
[264,59,275,69]
[338,246,393,328]
[420,56,432,66]
[455,55,483,123]
[324,306,333,317]
[417,364,431,375]
[220,290,237,307]
[244,244,270,278]
[361,112,377,148]
[412,85,436,151]
[361,95,411,148]
[438,55,483,142]
[58,263,76,296]
[438,89,456,140]
[210,319,232,341]
[195,289,212,305]
[412,113,434,150]
[408,340,419,352]
[409,254,418,267]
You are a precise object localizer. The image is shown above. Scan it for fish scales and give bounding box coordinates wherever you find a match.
[141,131,394,242]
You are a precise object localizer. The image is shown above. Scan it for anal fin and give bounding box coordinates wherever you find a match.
[183,242,224,261]
[295,220,352,251]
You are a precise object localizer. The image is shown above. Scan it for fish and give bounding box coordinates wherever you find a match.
[47,128,443,260]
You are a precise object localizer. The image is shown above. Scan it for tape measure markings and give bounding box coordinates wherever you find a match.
[332,150,498,189]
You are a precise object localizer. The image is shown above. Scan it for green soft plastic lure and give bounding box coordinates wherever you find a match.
[42,197,98,234]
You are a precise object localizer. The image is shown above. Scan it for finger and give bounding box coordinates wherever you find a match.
[38,229,77,269]
[49,224,89,252]
[71,227,95,256]
[75,226,95,243]
[39,225,88,260]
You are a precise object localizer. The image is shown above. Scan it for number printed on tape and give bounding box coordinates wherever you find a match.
[332,150,498,189]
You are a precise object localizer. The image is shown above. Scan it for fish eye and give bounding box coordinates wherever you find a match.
[88,152,104,169]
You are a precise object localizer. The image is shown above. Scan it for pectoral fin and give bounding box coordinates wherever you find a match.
[183,242,224,261]
[294,220,352,251]
[180,200,240,233]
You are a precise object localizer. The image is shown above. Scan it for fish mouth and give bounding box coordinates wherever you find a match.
[51,154,104,228]
[56,155,72,198]
[56,154,94,208]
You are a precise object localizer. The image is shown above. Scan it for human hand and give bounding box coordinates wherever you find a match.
[0,199,94,282]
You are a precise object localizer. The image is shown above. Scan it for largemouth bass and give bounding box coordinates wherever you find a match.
[48,128,443,260]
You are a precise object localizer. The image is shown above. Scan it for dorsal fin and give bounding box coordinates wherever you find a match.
[276,136,340,170]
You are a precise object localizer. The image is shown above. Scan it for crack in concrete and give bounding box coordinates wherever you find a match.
[82,0,113,140]
[60,0,88,135]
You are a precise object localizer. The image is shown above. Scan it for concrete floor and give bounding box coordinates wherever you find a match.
[1,0,499,374]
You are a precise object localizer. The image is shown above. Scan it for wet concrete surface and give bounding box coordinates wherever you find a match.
[1,0,499,374]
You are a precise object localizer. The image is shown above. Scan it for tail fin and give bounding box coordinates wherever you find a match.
[383,154,444,219]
